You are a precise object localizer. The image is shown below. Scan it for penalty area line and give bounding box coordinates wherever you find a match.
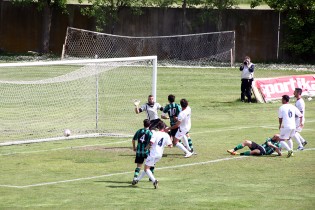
[0,156,248,189]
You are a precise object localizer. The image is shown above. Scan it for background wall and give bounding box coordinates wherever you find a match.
[0,1,282,63]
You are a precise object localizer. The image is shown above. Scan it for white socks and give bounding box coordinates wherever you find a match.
[293,133,303,148]
[145,170,156,183]
[176,142,190,154]
[182,135,191,151]
[296,132,306,144]
[137,169,156,183]
[287,139,293,150]
[137,171,146,181]
[280,141,292,151]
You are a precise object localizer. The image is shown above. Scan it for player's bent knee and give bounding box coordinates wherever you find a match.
[243,140,252,146]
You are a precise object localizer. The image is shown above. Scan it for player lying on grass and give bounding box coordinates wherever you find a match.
[227,134,282,156]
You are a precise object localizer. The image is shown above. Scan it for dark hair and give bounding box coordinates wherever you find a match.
[282,95,290,102]
[168,94,175,103]
[180,98,188,108]
[148,95,153,98]
[143,119,151,128]
[156,120,166,130]
[295,88,302,95]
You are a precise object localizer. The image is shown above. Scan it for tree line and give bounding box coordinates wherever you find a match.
[11,0,315,62]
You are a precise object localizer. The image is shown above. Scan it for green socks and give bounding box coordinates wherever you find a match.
[240,151,251,156]
[234,144,244,151]
[150,166,155,174]
[188,138,193,150]
[134,167,140,178]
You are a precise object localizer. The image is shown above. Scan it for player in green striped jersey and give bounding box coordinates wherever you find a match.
[162,94,181,138]
[132,119,154,184]
[162,95,195,153]
[227,134,282,156]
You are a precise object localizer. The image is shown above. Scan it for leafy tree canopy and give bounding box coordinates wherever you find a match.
[251,0,315,61]
[12,0,68,11]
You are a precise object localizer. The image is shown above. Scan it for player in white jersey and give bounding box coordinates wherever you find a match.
[132,121,172,189]
[240,56,255,103]
[293,88,307,150]
[166,98,194,158]
[135,95,164,130]
[278,95,303,158]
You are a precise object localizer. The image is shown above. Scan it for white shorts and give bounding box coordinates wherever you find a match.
[280,128,295,140]
[175,128,188,140]
[145,155,161,167]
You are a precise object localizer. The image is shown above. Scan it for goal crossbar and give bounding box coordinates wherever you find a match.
[0,56,157,67]
[62,27,235,67]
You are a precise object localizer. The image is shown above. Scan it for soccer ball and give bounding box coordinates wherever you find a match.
[64,129,71,137]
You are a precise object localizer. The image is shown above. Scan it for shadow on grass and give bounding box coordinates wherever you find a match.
[119,153,185,157]
[94,180,147,188]
[94,180,131,184]
[201,98,258,107]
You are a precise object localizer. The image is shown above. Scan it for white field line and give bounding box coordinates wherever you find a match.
[1,148,315,189]
[192,122,315,134]
[0,156,248,189]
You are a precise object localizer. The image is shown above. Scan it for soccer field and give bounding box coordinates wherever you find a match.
[0,66,314,209]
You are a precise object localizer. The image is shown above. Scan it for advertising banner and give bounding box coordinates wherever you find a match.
[253,75,315,102]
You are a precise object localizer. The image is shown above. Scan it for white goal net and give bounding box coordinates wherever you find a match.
[0,56,157,145]
[62,27,235,67]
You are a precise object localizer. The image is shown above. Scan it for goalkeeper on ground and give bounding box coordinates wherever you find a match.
[134,95,164,130]
[227,134,282,156]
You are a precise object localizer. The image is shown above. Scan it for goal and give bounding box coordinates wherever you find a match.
[62,27,235,67]
[0,56,157,145]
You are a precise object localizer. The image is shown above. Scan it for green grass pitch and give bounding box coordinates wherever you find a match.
[0,66,314,209]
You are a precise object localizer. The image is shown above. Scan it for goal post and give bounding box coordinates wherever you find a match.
[0,56,157,145]
[62,27,235,67]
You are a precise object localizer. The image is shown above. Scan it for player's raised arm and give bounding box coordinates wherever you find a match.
[133,99,141,114]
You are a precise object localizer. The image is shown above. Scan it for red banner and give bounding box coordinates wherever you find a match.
[253,75,315,102]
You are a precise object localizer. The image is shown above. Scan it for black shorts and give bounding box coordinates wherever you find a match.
[250,141,266,155]
[135,156,147,164]
[170,127,178,137]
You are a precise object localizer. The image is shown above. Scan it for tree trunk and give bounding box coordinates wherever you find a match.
[181,0,192,34]
[182,0,186,34]
[40,0,53,54]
